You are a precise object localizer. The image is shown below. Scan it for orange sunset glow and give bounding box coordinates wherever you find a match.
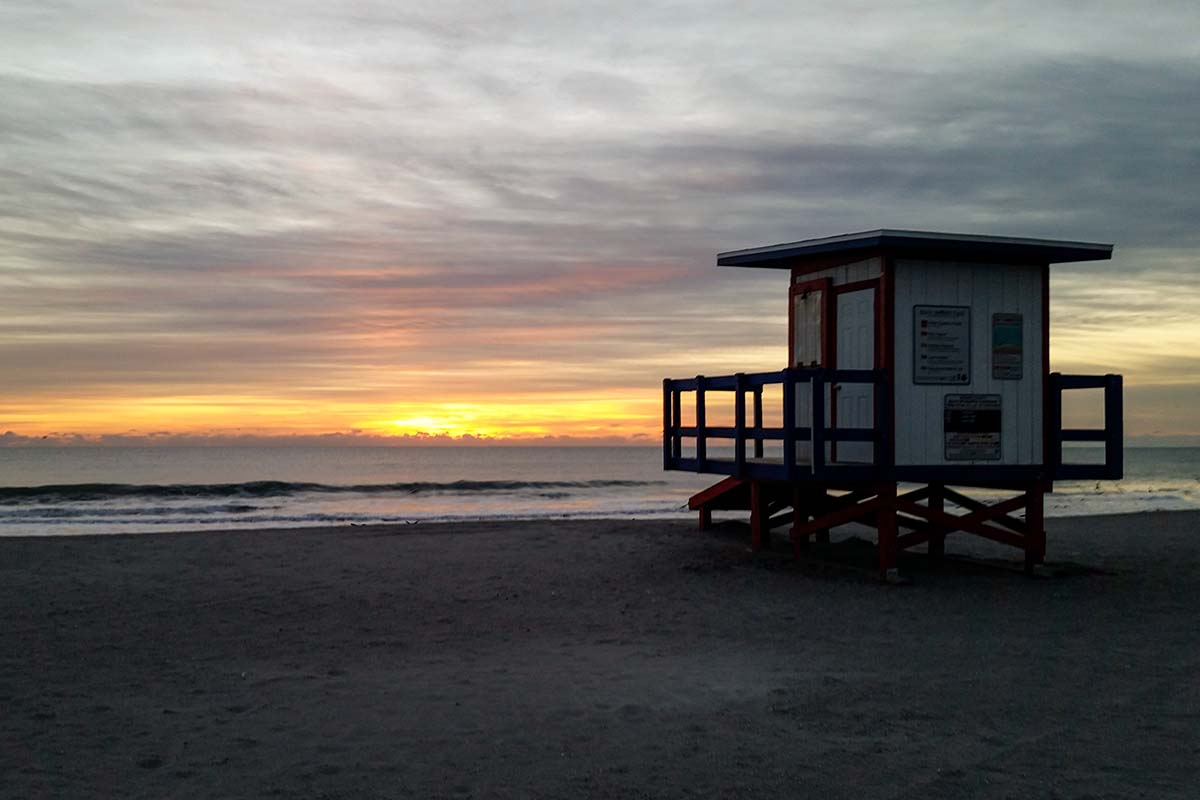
[2,389,668,442]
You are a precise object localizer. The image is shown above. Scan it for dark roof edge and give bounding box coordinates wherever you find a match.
[717,229,1114,268]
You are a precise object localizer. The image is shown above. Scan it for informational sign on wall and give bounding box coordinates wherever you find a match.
[991,313,1023,380]
[944,394,1002,461]
[914,305,970,384]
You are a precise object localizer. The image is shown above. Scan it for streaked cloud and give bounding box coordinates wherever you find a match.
[1,1,1197,441]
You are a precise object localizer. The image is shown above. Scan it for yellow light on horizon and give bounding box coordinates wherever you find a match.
[388,416,468,434]
[367,395,657,440]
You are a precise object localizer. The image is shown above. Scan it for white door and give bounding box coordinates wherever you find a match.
[792,288,824,367]
[791,286,825,464]
[834,288,875,464]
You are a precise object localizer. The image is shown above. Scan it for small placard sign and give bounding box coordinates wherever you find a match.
[914,305,970,385]
[944,394,1001,461]
[991,313,1023,380]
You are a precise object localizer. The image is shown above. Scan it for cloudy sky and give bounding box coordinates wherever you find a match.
[2,1,1198,444]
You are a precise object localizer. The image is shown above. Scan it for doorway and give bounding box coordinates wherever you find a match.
[832,284,877,464]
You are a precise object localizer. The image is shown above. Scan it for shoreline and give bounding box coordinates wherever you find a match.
[5,505,1199,541]
[4,444,1199,536]
[4,511,1198,797]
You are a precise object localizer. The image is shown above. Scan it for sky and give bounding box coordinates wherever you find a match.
[1,0,1198,445]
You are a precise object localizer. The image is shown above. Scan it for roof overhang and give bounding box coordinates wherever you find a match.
[717,229,1114,269]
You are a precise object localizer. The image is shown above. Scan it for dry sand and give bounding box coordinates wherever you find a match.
[2,511,1199,798]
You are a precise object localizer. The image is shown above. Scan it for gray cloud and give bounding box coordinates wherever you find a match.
[1,1,1198,435]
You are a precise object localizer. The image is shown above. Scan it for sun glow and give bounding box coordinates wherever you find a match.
[388,415,467,435]
[367,395,656,441]
[0,388,664,443]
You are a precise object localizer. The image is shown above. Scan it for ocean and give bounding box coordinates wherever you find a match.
[0,446,1197,536]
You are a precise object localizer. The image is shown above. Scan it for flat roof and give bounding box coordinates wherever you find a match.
[717,229,1114,269]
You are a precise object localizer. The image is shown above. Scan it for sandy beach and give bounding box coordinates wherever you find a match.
[2,511,1198,798]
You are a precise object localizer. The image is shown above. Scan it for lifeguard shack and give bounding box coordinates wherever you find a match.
[662,230,1123,579]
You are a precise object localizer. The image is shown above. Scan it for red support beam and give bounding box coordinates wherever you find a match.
[877,484,898,580]
[941,486,1028,533]
[790,496,883,539]
[928,483,945,561]
[1025,483,1046,571]
[893,496,1029,550]
[815,489,831,546]
[895,485,933,505]
[694,479,1045,576]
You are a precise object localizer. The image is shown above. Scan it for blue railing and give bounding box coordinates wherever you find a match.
[663,369,1123,485]
[661,368,890,482]
[1048,373,1123,480]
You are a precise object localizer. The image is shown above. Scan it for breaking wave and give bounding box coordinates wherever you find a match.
[0,479,665,506]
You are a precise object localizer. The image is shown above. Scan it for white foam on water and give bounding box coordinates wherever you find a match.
[0,446,1195,535]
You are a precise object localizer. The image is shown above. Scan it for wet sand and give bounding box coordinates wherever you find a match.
[2,511,1198,798]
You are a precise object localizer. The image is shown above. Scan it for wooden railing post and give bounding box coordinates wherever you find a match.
[671,388,682,461]
[662,379,672,470]
[1047,372,1063,477]
[734,373,747,478]
[695,375,707,473]
[782,368,796,481]
[811,371,826,478]
[1105,374,1124,479]
[752,387,764,459]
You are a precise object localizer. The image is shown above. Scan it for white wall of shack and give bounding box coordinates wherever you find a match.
[892,259,1044,466]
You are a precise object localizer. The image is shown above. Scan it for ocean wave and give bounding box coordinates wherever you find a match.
[0,502,268,519]
[0,479,666,505]
[0,504,696,534]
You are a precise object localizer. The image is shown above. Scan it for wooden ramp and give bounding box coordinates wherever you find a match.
[688,477,748,519]
[689,478,799,551]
